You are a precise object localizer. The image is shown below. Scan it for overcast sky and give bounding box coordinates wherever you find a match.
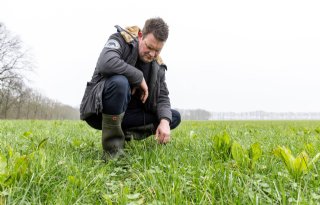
[1,0,320,112]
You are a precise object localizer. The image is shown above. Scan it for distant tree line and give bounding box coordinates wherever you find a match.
[177,108,211,120]
[0,85,79,119]
[0,23,79,120]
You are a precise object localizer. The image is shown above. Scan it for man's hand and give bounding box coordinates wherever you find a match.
[155,119,171,144]
[139,78,148,103]
[131,78,148,103]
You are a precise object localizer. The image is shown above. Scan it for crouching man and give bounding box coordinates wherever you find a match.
[80,17,181,158]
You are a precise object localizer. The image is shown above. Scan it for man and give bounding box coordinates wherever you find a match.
[80,17,181,158]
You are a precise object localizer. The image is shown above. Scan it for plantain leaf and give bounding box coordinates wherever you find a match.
[222,132,231,146]
[273,146,295,175]
[14,155,28,176]
[249,143,262,161]
[273,146,313,179]
[293,151,309,175]
[22,131,33,140]
[249,142,262,169]
[214,132,231,149]
[231,141,249,167]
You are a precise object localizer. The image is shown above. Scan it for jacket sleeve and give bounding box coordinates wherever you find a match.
[157,67,172,122]
[95,33,143,87]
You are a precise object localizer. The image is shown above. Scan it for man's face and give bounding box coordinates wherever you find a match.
[138,33,165,63]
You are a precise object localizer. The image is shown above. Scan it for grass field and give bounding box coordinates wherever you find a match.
[1,120,320,204]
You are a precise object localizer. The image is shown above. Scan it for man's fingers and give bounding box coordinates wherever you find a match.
[155,130,159,141]
[162,135,170,144]
[140,78,148,103]
[141,91,148,103]
[131,87,136,95]
[155,133,170,144]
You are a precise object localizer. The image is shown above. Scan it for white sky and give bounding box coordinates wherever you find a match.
[1,0,320,112]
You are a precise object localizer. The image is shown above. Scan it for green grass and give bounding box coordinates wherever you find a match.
[1,120,320,204]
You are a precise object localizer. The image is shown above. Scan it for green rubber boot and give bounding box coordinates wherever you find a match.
[102,113,125,159]
[124,124,155,141]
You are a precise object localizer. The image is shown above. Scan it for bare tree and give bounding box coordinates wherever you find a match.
[0,78,23,118]
[0,22,33,118]
[0,23,32,84]
[0,23,79,120]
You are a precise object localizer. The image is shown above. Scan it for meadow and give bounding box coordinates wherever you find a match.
[0,120,320,204]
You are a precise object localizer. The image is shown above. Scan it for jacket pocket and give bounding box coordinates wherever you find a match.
[80,82,96,119]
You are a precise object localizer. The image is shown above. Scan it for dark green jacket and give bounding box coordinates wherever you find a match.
[80,26,172,122]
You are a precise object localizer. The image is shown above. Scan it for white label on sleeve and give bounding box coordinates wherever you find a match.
[104,39,120,49]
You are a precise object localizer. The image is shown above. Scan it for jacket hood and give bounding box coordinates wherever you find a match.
[120,26,140,43]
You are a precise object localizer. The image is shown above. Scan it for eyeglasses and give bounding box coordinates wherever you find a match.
[144,41,161,55]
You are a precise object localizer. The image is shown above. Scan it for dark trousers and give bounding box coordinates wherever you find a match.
[85,75,181,130]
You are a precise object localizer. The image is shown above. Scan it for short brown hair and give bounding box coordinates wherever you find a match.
[142,17,169,42]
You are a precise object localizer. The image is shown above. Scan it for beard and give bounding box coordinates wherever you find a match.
[140,54,154,63]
